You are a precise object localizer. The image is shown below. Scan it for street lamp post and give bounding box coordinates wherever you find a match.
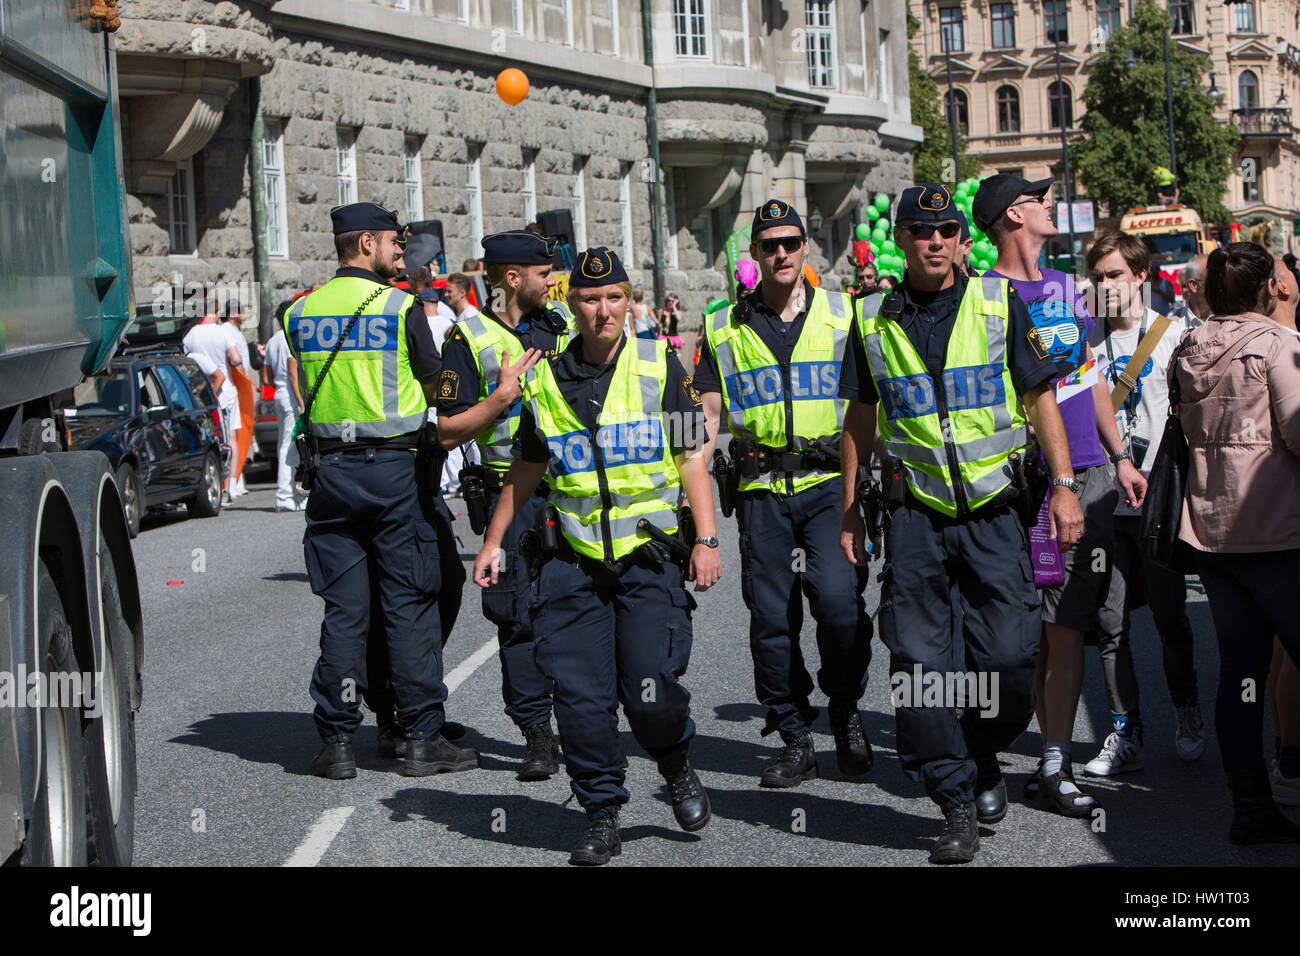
[1163,29,1178,181]
[1052,25,1077,274]
[943,49,961,186]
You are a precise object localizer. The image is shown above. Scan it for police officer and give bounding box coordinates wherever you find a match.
[695,199,873,787]
[838,184,1085,863]
[473,248,720,866]
[286,201,477,779]
[437,229,572,780]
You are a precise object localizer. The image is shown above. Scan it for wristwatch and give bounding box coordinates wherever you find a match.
[694,537,719,549]
[1052,476,1081,495]
[1109,450,1131,465]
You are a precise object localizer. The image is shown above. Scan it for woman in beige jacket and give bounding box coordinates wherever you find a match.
[1174,241,1300,845]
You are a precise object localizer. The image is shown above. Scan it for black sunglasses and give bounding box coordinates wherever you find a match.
[758,236,804,255]
[901,221,962,240]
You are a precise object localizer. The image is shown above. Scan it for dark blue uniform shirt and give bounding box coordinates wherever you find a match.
[436,304,568,416]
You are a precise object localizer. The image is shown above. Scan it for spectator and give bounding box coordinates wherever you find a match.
[1085,231,1205,775]
[658,292,681,337]
[462,257,490,310]
[1148,258,1176,316]
[630,288,653,339]
[1174,240,1300,845]
[1179,254,1212,326]
[444,273,478,323]
[221,300,257,498]
[877,275,896,291]
[183,304,243,499]
[262,300,307,512]
[409,264,457,343]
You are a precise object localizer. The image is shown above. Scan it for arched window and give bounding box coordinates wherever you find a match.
[1239,70,1260,110]
[997,85,1021,133]
[944,88,970,136]
[1048,81,1073,129]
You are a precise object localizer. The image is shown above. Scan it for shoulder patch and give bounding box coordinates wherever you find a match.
[683,376,702,407]
[438,369,459,401]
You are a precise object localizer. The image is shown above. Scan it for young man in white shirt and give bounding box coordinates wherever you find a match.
[222,306,259,497]
[1085,230,1205,775]
[444,273,479,323]
[262,306,307,512]
[183,310,243,499]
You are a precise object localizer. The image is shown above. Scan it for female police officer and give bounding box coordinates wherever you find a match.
[473,247,721,866]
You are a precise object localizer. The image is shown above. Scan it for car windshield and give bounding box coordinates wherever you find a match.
[71,371,133,417]
[1145,232,1198,264]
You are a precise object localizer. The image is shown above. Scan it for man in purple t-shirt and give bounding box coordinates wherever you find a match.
[975,174,1146,818]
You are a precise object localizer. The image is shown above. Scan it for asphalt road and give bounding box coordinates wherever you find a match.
[128,464,1299,867]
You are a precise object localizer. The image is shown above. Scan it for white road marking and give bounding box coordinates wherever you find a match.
[285,636,499,865]
[284,806,355,867]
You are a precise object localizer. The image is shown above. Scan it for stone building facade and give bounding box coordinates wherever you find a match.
[910,0,1300,253]
[115,0,922,325]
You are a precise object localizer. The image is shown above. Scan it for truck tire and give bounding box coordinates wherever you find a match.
[187,450,222,518]
[84,541,136,866]
[20,562,89,866]
[115,463,142,538]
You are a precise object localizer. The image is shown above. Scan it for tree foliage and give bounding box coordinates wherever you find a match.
[909,8,981,185]
[1071,0,1237,222]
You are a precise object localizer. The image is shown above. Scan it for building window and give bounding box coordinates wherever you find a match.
[1045,0,1068,44]
[806,1,836,88]
[1168,0,1193,35]
[990,3,1015,49]
[457,0,469,23]
[665,168,679,270]
[1239,69,1259,109]
[262,121,288,259]
[619,163,634,267]
[404,136,423,223]
[939,6,964,53]
[609,0,620,56]
[522,149,537,224]
[1241,157,1260,201]
[563,0,574,46]
[944,89,969,136]
[512,0,524,34]
[997,85,1021,132]
[1097,0,1120,44]
[1234,1,1255,32]
[673,0,708,57]
[1048,80,1074,128]
[167,158,197,255]
[466,142,483,249]
[572,157,588,251]
[878,30,890,102]
[336,128,357,206]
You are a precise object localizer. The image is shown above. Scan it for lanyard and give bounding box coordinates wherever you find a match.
[1103,310,1148,422]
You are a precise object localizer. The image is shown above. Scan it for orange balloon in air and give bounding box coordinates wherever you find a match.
[496,68,530,106]
[803,264,821,287]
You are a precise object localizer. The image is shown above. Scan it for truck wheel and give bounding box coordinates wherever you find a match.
[85,542,136,866]
[187,450,222,518]
[21,563,89,866]
[115,463,141,538]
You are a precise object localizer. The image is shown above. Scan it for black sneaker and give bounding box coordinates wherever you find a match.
[569,813,621,866]
[660,758,711,832]
[759,734,817,788]
[517,721,561,781]
[929,802,979,864]
[402,735,479,777]
[311,740,356,780]
[828,705,874,778]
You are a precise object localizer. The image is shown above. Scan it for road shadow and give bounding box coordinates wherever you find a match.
[170,710,317,773]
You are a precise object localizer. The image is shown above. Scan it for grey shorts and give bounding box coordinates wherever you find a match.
[1039,462,1122,633]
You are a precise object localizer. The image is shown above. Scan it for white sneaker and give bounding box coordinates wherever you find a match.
[1083,727,1144,777]
[1272,760,1300,807]
[221,489,233,505]
[1173,704,1208,762]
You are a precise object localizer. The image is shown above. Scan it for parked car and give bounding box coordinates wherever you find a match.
[63,351,228,536]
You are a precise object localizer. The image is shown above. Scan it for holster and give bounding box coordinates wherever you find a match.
[460,464,489,535]
[881,455,907,510]
[1007,452,1038,528]
[711,449,737,518]
[294,433,320,491]
[857,475,884,557]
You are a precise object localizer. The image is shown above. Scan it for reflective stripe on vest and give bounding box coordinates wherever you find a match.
[523,336,680,562]
[858,275,1029,518]
[284,278,427,439]
[705,286,851,495]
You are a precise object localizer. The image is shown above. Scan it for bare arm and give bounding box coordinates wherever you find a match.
[209,369,226,397]
[839,400,879,566]
[700,391,723,465]
[261,362,273,389]
[473,459,548,586]
[676,450,720,591]
[288,355,304,412]
[1022,382,1084,550]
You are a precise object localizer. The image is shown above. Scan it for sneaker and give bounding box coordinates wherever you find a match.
[1083,720,1144,777]
[1272,760,1300,807]
[1173,704,1208,762]
[221,490,234,505]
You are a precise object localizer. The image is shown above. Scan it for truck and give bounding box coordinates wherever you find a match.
[1119,203,1219,301]
[1,0,142,865]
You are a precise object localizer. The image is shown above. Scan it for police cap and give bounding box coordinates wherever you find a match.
[570,247,628,288]
[895,184,961,224]
[972,173,1054,233]
[481,229,556,265]
[330,201,404,236]
[751,198,804,237]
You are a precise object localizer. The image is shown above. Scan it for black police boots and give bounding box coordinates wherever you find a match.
[569,812,621,866]
[929,802,979,865]
[828,704,874,778]
[380,721,468,759]
[311,740,357,780]
[402,735,479,777]
[660,758,711,832]
[973,751,1008,824]
[517,721,561,781]
[760,733,818,788]
[1227,769,1300,845]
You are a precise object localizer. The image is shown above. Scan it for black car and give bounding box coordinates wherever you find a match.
[64,351,228,536]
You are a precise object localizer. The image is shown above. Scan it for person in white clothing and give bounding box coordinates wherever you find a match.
[183,311,242,497]
[409,265,468,494]
[1084,230,1204,776]
[222,308,259,497]
[444,273,479,323]
[262,305,307,511]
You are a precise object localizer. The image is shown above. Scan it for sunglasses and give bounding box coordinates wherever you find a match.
[901,221,962,240]
[758,236,804,255]
[1008,193,1051,210]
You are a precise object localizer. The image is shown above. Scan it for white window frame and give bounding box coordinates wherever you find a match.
[466,142,483,250]
[572,157,588,251]
[741,0,751,68]
[392,0,409,10]
[457,0,469,23]
[878,29,890,103]
[619,163,634,266]
[404,135,424,223]
[563,0,575,46]
[1234,1,1255,33]
[610,0,621,56]
[805,1,836,89]
[167,157,197,256]
[522,149,537,224]
[336,128,357,207]
[673,0,709,59]
[263,121,289,259]
[665,168,679,270]
[512,0,524,34]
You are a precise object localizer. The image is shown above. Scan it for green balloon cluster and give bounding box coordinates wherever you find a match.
[951,177,997,272]
[852,178,999,280]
